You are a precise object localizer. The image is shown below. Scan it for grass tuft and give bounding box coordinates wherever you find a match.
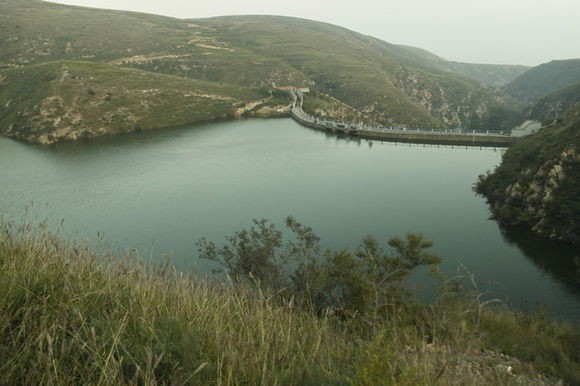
[0,218,577,385]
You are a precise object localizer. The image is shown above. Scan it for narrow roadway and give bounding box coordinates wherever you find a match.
[290,89,521,147]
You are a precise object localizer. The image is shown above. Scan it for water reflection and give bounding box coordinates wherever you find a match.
[499,225,580,298]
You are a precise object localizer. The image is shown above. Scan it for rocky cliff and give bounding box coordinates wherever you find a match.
[475,106,580,245]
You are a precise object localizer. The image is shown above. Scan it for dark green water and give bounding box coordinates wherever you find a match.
[1,119,578,319]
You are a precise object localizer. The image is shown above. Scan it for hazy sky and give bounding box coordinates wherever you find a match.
[50,0,580,66]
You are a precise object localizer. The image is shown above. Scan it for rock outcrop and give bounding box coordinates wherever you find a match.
[475,106,580,245]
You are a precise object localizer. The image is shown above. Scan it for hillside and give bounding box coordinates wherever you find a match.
[394,45,530,87]
[167,15,521,129]
[475,105,580,245]
[503,59,580,104]
[0,61,286,144]
[0,0,524,143]
[0,0,193,64]
[527,83,580,122]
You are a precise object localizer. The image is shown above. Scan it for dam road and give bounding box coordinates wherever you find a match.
[290,89,524,148]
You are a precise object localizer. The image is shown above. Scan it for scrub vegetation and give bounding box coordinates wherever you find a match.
[475,105,580,245]
[0,0,527,144]
[0,61,284,143]
[1,217,578,385]
[527,83,580,122]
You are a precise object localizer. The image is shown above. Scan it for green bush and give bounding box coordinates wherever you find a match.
[197,217,441,319]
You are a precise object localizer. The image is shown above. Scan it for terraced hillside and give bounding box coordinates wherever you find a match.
[1,0,523,143]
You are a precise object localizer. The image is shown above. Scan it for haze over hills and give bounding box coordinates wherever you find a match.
[0,0,534,143]
[391,45,530,88]
[474,59,580,245]
[503,59,580,104]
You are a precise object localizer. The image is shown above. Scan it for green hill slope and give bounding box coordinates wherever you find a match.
[527,83,580,121]
[0,61,284,144]
[0,0,194,65]
[503,59,580,104]
[145,15,518,129]
[475,105,580,244]
[0,0,522,142]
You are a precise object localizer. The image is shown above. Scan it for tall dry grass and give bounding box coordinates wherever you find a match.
[1,219,577,385]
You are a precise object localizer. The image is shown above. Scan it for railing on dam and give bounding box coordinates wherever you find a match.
[290,90,520,147]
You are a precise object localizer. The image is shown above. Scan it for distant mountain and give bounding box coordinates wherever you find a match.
[0,0,522,143]
[393,46,530,87]
[503,59,580,104]
[528,83,580,122]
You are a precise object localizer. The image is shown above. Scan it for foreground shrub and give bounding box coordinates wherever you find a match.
[1,218,576,385]
[197,217,441,319]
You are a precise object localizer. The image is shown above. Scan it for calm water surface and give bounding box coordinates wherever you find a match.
[1,119,578,319]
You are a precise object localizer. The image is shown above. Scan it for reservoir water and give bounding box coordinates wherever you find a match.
[1,118,578,319]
